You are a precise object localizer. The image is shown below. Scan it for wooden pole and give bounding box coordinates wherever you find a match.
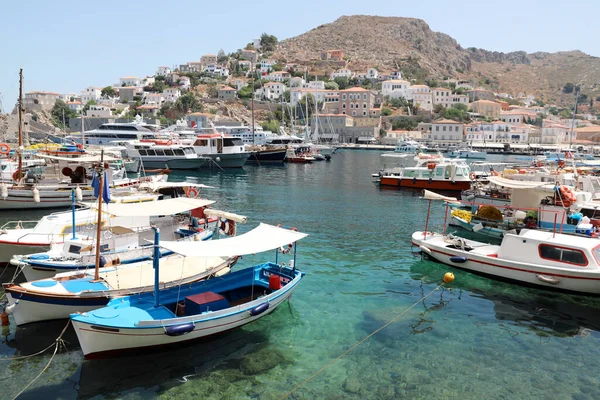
[423,200,432,239]
[93,150,104,281]
[443,202,448,235]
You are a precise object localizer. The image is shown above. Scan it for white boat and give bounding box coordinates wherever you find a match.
[124,140,210,170]
[393,140,428,154]
[69,223,307,359]
[413,229,600,294]
[447,147,487,159]
[67,117,161,146]
[187,133,249,168]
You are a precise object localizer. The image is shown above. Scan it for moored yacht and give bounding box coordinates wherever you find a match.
[67,118,160,146]
[188,133,249,168]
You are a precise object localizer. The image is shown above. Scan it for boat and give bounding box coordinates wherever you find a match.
[3,179,245,325]
[447,147,487,159]
[124,140,210,170]
[245,146,287,164]
[66,116,161,146]
[412,190,600,294]
[393,140,428,154]
[11,197,239,281]
[379,158,471,191]
[186,133,249,168]
[284,147,315,163]
[70,223,308,359]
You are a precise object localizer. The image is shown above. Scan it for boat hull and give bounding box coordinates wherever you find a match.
[380,177,471,191]
[0,242,51,266]
[412,232,600,294]
[165,158,210,170]
[246,149,286,164]
[72,271,301,359]
[204,153,249,168]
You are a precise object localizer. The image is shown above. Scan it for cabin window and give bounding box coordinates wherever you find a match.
[435,167,443,177]
[174,149,185,156]
[68,245,82,253]
[155,149,165,156]
[165,149,174,156]
[147,149,156,156]
[539,244,588,266]
[444,167,451,179]
[195,139,208,146]
[404,170,416,178]
[138,149,148,156]
[212,140,217,147]
[456,167,464,177]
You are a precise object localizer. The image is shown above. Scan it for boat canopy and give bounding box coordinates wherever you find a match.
[138,181,214,192]
[37,154,120,163]
[82,197,215,217]
[422,190,460,203]
[160,223,308,257]
[487,176,547,189]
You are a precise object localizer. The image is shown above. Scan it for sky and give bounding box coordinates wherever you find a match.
[1,0,598,111]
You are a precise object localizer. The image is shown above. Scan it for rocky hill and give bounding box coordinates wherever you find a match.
[275,15,600,107]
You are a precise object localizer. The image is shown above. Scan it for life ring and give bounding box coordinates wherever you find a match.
[490,170,499,176]
[12,170,21,181]
[469,172,476,181]
[280,246,290,254]
[186,187,199,198]
[220,219,236,236]
[76,143,84,150]
[0,144,10,155]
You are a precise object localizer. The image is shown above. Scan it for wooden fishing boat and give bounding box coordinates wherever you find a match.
[70,223,307,359]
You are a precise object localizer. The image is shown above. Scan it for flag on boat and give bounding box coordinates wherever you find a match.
[91,171,111,204]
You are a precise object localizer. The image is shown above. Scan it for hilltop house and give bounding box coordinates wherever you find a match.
[81,87,102,104]
[472,100,501,119]
[23,91,59,112]
[156,66,171,76]
[427,119,464,145]
[119,76,142,87]
[382,79,412,100]
[217,86,237,100]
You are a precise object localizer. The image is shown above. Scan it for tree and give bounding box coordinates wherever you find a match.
[238,85,253,99]
[101,86,117,98]
[563,83,575,94]
[217,49,228,64]
[334,77,350,90]
[324,81,339,91]
[262,119,280,133]
[176,92,202,113]
[271,63,283,72]
[83,100,97,112]
[433,104,445,114]
[260,33,278,52]
[559,109,572,119]
[444,107,468,122]
[548,106,559,115]
[452,103,468,112]
[50,100,77,129]
[152,80,167,93]
[391,117,418,131]
[381,107,392,116]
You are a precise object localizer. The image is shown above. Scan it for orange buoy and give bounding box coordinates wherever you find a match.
[269,274,282,290]
[1,311,8,326]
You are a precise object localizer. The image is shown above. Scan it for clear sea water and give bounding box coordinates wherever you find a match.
[2,151,600,399]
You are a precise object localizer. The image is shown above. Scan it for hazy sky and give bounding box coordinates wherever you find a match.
[1,0,598,110]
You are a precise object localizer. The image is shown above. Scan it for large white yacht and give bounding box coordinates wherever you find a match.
[394,140,428,154]
[67,119,160,146]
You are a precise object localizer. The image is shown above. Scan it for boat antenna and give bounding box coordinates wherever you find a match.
[569,88,579,150]
[93,149,105,281]
[17,69,23,182]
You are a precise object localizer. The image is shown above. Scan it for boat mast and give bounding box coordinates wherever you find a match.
[17,69,23,182]
[251,63,255,146]
[93,149,105,281]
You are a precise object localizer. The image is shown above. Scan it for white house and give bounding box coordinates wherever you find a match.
[262,82,286,101]
[330,69,354,80]
[367,68,379,80]
[156,66,171,76]
[542,123,572,144]
[301,81,325,90]
[263,71,290,82]
[145,93,164,106]
[119,76,143,87]
[86,105,111,118]
[163,88,181,102]
[81,87,102,104]
[238,60,252,70]
[178,76,191,90]
[289,77,305,87]
[66,101,83,113]
[428,119,464,144]
[410,85,432,111]
[260,59,277,73]
[290,89,339,106]
[382,79,412,100]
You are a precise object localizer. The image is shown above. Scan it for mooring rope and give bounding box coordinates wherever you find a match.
[279,283,445,400]
[2,320,70,399]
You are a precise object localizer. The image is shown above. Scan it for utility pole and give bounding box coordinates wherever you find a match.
[17,69,23,182]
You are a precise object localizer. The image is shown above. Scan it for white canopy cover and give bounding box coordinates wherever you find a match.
[83,197,215,217]
[137,181,213,192]
[160,223,308,257]
[422,190,459,203]
[37,154,120,163]
[487,176,547,189]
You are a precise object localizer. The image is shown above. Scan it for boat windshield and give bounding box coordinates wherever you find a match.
[224,138,243,147]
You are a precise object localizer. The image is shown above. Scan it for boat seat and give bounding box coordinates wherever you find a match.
[185,291,229,315]
[470,245,501,256]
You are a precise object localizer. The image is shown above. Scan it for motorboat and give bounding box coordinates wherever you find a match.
[393,140,428,154]
[124,140,210,170]
[69,223,307,359]
[447,147,487,159]
[67,116,161,146]
[284,147,315,163]
[188,133,249,168]
[379,157,471,191]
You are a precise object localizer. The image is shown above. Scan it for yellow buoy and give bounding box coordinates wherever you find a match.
[443,272,455,283]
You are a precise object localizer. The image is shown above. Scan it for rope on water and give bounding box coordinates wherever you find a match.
[279,283,445,400]
[0,320,70,361]
[3,320,70,400]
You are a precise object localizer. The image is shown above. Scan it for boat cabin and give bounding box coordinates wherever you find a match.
[192,134,244,155]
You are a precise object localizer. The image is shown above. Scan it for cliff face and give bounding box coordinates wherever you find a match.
[275,15,600,106]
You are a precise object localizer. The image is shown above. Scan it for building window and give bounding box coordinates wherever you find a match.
[436,126,439,131]
[342,103,346,109]
[443,126,446,131]
[363,111,367,116]
[363,103,367,109]
[363,94,367,100]
[349,103,353,109]
[342,94,346,100]
[352,111,356,116]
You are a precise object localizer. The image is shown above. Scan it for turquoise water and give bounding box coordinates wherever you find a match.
[2,151,600,399]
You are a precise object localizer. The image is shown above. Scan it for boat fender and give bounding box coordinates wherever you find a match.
[5,303,16,315]
[536,274,560,285]
[413,177,417,184]
[164,323,195,336]
[249,302,270,316]
[32,187,40,203]
[449,256,468,263]
[0,183,7,199]
[75,186,83,202]
[428,177,432,184]
[419,245,432,255]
